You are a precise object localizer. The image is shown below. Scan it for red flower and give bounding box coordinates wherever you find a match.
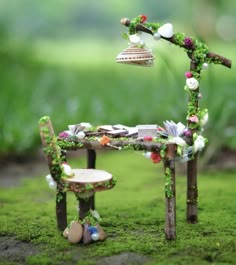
[151,152,161,163]
[140,15,147,23]
[143,136,153,141]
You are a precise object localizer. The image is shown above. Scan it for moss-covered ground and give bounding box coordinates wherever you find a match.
[0,151,235,265]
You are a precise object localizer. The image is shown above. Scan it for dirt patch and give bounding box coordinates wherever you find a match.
[0,236,150,265]
[0,236,40,264]
[97,252,151,265]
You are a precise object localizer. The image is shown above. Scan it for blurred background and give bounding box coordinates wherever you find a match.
[0,0,235,167]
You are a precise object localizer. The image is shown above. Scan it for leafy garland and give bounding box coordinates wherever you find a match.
[126,15,212,74]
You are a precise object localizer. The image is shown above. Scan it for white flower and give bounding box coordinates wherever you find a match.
[186,77,199,90]
[45,174,53,183]
[143,152,152,159]
[62,163,73,176]
[194,135,206,153]
[202,62,209,70]
[76,131,86,139]
[49,180,57,190]
[153,32,161,40]
[129,34,142,45]
[200,112,209,127]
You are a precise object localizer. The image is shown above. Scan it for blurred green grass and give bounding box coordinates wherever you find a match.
[0,38,235,165]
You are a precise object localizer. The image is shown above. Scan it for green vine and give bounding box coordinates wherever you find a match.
[126,15,211,75]
[164,167,173,198]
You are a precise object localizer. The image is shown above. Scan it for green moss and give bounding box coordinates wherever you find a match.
[0,152,236,265]
[38,116,50,125]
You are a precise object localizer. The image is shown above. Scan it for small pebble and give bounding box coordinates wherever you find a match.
[68,221,83,244]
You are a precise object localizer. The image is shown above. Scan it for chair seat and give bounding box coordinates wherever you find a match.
[63,169,115,194]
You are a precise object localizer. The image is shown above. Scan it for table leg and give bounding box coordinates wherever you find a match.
[163,144,176,240]
[56,190,67,231]
[87,149,96,210]
[187,155,198,223]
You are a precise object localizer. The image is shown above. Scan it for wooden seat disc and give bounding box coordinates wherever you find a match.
[66,169,112,184]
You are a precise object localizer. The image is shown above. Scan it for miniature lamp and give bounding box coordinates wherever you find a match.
[116,18,155,66]
[116,46,155,66]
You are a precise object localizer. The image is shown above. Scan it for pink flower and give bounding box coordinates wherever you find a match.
[143,136,153,141]
[59,131,70,138]
[183,130,192,136]
[185,71,193,78]
[188,115,199,123]
[151,152,161,163]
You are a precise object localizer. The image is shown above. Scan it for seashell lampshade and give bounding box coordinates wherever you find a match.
[116,46,155,67]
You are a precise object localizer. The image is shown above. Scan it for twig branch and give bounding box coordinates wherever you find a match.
[121,18,232,69]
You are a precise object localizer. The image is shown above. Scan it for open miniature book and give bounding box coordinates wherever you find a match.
[157,120,186,138]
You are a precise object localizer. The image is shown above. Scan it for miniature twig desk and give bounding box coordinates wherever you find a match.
[56,124,179,240]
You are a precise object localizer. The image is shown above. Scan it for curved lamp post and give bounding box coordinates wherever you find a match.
[116,15,232,225]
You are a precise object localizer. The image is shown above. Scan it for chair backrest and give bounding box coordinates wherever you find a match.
[39,116,63,182]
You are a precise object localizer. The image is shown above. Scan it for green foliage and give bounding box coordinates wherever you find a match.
[164,167,173,198]
[0,152,236,264]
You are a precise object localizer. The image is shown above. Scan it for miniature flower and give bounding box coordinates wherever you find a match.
[183,129,192,137]
[143,152,151,159]
[129,34,142,45]
[46,174,53,183]
[184,37,194,48]
[100,135,111,146]
[151,152,161,163]
[194,135,206,153]
[49,180,57,190]
[200,111,209,127]
[202,62,209,70]
[62,162,74,177]
[76,131,86,139]
[59,131,70,138]
[153,32,161,40]
[185,71,193,78]
[140,14,147,23]
[143,136,153,141]
[186,77,199,90]
[188,115,199,123]
[198,93,202,99]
